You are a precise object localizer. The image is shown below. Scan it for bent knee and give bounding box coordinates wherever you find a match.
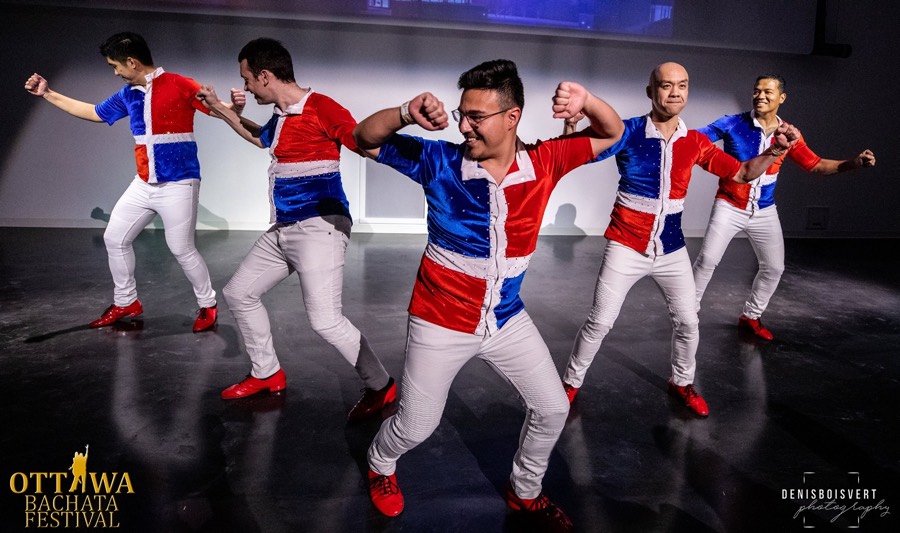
[694,253,721,272]
[674,314,699,328]
[308,314,347,340]
[223,281,252,309]
[167,243,200,262]
[530,402,569,434]
[103,229,128,250]
[759,262,785,279]
[580,320,613,343]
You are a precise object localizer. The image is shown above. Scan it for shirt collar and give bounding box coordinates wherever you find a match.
[460,137,536,188]
[275,88,314,116]
[145,67,165,83]
[643,113,687,142]
[750,109,783,133]
[130,67,165,92]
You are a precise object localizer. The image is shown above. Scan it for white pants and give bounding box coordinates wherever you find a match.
[368,311,570,500]
[562,242,699,388]
[693,200,785,319]
[223,215,389,389]
[104,178,215,308]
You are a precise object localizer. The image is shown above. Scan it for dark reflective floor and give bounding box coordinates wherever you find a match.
[1,228,898,532]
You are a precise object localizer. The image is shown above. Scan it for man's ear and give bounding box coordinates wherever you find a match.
[506,107,521,129]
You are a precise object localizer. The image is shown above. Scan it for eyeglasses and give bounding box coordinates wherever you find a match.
[451,108,510,126]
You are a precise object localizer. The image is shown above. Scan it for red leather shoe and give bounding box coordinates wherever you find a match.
[89,300,143,328]
[221,369,286,400]
[562,381,579,404]
[348,377,396,423]
[505,482,574,532]
[738,315,774,340]
[368,470,403,517]
[667,378,709,417]
[193,304,218,332]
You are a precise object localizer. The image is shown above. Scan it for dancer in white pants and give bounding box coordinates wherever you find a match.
[561,63,800,417]
[693,74,876,340]
[196,38,393,423]
[354,59,625,531]
[24,32,219,332]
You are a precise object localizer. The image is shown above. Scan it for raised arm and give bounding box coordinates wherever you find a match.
[196,85,264,148]
[810,149,876,174]
[353,92,448,159]
[25,73,102,122]
[733,122,801,183]
[552,81,624,156]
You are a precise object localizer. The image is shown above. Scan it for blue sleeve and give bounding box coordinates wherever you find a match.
[696,114,736,142]
[257,114,280,148]
[594,120,635,163]
[94,87,129,126]
[376,134,446,186]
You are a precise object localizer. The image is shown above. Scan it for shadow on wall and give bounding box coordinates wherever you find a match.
[91,204,230,230]
[543,203,587,261]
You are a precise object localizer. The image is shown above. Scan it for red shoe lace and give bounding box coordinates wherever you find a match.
[369,475,399,496]
[682,384,700,401]
[524,494,552,512]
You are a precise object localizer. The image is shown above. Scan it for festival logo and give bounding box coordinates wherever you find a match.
[8,445,135,528]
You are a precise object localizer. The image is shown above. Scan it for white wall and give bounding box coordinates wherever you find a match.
[2,2,897,236]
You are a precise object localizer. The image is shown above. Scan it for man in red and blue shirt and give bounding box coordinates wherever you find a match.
[353,59,625,530]
[693,74,876,340]
[196,38,394,423]
[561,63,799,417]
[25,32,218,332]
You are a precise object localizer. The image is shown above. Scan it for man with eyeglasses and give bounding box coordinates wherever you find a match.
[560,63,800,416]
[351,59,624,530]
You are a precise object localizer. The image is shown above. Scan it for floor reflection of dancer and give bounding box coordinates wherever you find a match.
[692,74,876,340]
[24,32,220,332]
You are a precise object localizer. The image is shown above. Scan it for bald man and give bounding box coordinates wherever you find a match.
[560,63,799,416]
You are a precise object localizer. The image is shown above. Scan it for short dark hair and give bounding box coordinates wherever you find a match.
[457,59,524,110]
[756,74,786,92]
[99,32,153,66]
[238,38,296,83]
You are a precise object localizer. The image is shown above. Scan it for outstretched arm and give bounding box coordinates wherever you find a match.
[733,122,802,183]
[196,85,264,148]
[552,81,623,156]
[25,73,102,122]
[811,149,876,174]
[353,92,448,159]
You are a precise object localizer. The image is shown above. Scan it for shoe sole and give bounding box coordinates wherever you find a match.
[738,324,774,341]
[193,322,218,333]
[221,384,286,400]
